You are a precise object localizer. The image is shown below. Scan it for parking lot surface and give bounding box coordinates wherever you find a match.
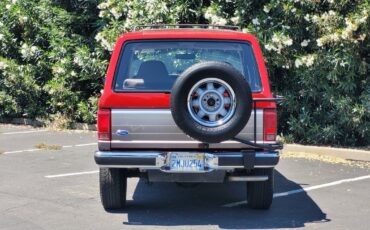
[0,124,369,229]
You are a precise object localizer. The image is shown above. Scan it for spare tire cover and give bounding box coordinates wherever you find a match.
[170,61,253,143]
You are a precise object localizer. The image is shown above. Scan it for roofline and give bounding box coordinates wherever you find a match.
[133,24,240,32]
[118,29,256,42]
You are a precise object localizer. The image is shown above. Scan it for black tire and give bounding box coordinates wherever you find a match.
[99,168,127,211]
[170,61,253,143]
[247,168,274,209]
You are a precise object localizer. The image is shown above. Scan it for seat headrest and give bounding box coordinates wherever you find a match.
[137,60,169,81]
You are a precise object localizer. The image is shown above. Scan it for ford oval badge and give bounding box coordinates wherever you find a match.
[116,129,129,136]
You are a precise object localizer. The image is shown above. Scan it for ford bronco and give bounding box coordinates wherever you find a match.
[95,24,282,210]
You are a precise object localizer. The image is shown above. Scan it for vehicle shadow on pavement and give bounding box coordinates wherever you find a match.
[119,170,329,229]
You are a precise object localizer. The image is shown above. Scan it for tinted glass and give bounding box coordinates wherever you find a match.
[114,41,262,92]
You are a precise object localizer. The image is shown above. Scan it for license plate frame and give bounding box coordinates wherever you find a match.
[168,152,205,172]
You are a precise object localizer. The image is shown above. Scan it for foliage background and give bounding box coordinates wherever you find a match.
[0,0,369,146]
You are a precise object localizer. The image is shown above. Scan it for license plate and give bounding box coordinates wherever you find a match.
[169,153,204,172]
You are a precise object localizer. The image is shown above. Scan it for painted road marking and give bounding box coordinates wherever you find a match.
[66,143,96,147]
[74,143,97,147]
[3,143,97,154]
[222,174,370,207]
[45,170,99,178]
[3,148,42,154]
[2,129,49,135]
[273,174,370,198]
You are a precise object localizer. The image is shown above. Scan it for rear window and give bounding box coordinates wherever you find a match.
[113,41,262,92]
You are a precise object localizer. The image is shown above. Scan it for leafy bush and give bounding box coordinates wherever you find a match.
[0,0,369,146]
[0,0,106,123]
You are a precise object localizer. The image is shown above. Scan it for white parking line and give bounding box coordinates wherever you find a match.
[273,174,370,198]
[74,143,97,147]
[45,170,99,178]
[3,148,42,154]
[223,174,370,208]
[2,130,48,135]
[3,143,97,154]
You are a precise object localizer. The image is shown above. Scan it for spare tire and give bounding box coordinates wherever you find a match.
[170,61,253,143]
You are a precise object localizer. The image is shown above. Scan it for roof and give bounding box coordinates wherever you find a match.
[118,29,258,43]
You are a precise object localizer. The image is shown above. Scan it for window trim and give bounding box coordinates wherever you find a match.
[112,39,262,93]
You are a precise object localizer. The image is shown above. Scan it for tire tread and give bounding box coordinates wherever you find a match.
[247,168,274,209]
[99,168,127,211]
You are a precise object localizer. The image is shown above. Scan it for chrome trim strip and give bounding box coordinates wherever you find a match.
[99,165,160,169]
[216,154,243,158]
[110,140,274,144]
[113,109,170,114]
[228,176,269,182]
[95,152,161,158]
[256,153,280,158]
[255,165,275,168]
[216,153,279,158]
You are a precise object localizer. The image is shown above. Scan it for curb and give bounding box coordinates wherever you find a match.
[0,118,45,127]
[283,144,370,162]
[0,119,96,131]
[71,123,97,131]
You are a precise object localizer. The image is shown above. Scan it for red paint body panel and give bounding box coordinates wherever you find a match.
[99,30,275,109]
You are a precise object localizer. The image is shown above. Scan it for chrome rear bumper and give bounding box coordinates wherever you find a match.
[94,150,280,172]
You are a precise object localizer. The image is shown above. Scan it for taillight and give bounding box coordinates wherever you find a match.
[263,108,277,142]
[97,109,111,141]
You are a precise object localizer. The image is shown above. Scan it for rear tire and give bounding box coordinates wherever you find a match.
[247,168,274,209]
[99,168,127,211]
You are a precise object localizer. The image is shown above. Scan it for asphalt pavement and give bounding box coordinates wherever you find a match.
[0,124,369,230]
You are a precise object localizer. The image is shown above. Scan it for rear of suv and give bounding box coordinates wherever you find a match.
[95,25,282,210]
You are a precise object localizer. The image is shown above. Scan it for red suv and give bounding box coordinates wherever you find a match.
[95,25,282,210]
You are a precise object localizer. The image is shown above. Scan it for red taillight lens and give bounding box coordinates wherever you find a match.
[97,109,111,141]
[263,108,277,142]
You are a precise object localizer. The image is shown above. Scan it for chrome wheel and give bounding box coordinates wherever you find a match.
[187,78,236,127]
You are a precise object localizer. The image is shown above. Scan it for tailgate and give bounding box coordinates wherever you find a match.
[110,109,264,149]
